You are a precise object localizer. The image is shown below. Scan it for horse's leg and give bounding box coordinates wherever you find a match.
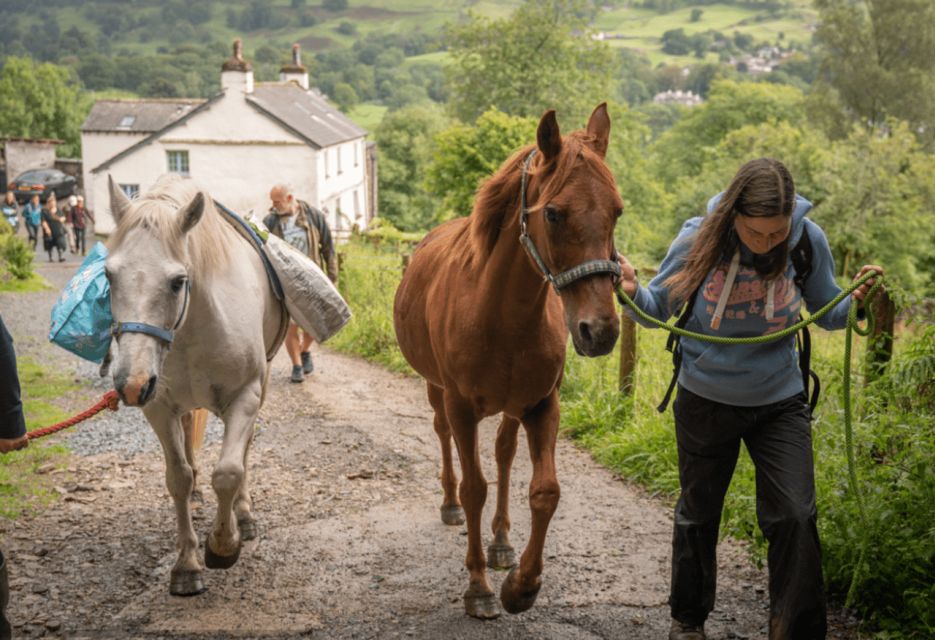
[488,415,520,570]
[146,404,204,596]
[182,409,209,504]
[205,383,261,569]
[427,382,463,525]
[233,432,257,541]
[500,390,560,614]
[445,390,499,619]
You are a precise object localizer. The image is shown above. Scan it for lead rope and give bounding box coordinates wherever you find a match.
[615,269,884,607]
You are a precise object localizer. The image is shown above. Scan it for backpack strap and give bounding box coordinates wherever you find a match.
[657,292,697,413]
[791,225,819,413]
[791,223,813,290]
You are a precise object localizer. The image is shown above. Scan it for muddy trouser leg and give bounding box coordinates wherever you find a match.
[743,393,827,640]
[670,386,745,626]
[0,549,11,640]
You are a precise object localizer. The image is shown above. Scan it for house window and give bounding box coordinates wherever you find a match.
[120,184,140,199]
[118,115,135,128]
[167,150,189,176]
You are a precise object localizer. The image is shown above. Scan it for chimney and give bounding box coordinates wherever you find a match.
[221,38,254,94]
[279,44,309,90]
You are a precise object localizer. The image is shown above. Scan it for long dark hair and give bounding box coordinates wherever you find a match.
[665,157,796,306]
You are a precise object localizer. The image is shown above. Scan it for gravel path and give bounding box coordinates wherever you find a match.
[0,254,858,639]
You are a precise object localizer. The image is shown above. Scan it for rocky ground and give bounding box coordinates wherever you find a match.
[0,252,859,639]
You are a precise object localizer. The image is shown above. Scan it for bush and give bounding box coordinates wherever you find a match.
[0,233,34,281]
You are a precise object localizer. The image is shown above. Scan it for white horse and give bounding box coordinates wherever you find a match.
[106,175,287,595]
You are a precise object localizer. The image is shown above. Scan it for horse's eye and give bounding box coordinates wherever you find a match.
[544,206,561,224]
[170,276,187,293]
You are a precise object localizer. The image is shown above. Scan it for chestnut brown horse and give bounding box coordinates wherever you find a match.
[393,105,623,619]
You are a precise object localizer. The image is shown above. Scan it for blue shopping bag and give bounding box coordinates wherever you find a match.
[49,242,113,363]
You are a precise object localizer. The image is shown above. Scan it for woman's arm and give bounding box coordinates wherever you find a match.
[619,218,700,326]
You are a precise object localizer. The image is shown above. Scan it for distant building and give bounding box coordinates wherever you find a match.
[81,41,374,236]
[652,90,704,107]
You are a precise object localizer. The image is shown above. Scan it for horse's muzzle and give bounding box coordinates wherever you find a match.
[116,373,159,406]
[575,316,619,357]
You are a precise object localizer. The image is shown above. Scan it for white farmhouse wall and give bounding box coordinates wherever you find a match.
[317,138,368,235]
[81,131,147,208]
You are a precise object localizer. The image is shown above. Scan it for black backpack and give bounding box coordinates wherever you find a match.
[657,227,819,413]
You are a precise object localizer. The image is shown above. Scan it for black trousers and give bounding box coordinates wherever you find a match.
[670,386,827,640]
[74,226,86,255]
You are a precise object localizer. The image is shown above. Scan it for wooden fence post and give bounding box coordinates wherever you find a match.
[865,289,896,384]
[619,311,637,396]
[337,251,346,277]
[401,253,411,275]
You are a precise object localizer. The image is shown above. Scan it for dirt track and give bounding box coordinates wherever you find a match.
[0,259,857,639]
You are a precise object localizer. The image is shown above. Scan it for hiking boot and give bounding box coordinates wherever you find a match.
[669,619,706,640]
[290,365,304,383]
[301,351,314,374]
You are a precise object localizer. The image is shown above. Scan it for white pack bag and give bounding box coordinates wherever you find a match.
[263,232,351,343]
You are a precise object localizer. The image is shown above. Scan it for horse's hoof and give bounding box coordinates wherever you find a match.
[204,537,241,570]
[440,505,465,526]
[463,586,501,619]
[169,569,206,596]
[500,566,541,614]
[486,542,516,570]
[238,516,258,542]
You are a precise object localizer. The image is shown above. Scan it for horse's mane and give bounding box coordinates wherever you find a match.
[468,130,617,258]
[108,174,236,275]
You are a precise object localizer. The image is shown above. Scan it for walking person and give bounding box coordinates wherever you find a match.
[66,195,94,256]
[41,194,67,262]
[1,313,30,640]
[2,192,19,234]
[263,184,338,383]
[63,196,78,253]
[22,194,41,250]
[616,158,882,640]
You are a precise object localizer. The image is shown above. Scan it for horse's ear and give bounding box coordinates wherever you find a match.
[107,175,132,226]
[537,110,562,162]
[178,192,205,234]
[586,103,611,158]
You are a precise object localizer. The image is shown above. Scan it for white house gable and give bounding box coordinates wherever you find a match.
[81,40,371,236]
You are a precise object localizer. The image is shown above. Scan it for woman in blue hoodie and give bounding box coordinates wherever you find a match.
[617,158,882,640]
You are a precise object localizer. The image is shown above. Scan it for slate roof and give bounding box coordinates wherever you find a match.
[247,83,366,148]
[82,99,206,134]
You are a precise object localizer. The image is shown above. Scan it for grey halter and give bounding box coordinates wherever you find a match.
[518,149,621,292]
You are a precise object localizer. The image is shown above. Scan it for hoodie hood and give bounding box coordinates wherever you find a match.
[706,191,813,246]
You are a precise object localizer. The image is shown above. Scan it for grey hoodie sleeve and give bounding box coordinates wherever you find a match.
[801,219,852,330]
[627,218,701,327]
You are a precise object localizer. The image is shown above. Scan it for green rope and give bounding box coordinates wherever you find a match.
[614,269,885,607]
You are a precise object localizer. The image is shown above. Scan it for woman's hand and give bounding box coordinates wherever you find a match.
[852,264,884,306]
[615,254,639,297]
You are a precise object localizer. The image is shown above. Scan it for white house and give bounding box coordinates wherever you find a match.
[81,41,373,236]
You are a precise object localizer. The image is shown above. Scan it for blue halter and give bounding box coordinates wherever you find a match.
[104,278,191,346]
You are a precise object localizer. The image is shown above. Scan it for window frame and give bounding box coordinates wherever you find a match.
[166,150,190,176]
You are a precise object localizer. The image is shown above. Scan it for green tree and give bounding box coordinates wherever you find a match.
[814,0,935,148]
[425,108,537,221]
[332,82,359,112]
[445,0,618,124]
[374,104,450,231]
[812,123,935,295]
[0,57,88,157]
[650,80,806,186]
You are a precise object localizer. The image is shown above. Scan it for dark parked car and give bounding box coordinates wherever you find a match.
[8,169,77,203]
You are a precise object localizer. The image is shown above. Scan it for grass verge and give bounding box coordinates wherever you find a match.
[0,357,77,519]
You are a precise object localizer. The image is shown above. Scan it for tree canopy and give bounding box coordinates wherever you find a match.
[445,0,618,124]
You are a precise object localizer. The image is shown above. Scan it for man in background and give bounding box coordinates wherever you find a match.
[263,185,338,383]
